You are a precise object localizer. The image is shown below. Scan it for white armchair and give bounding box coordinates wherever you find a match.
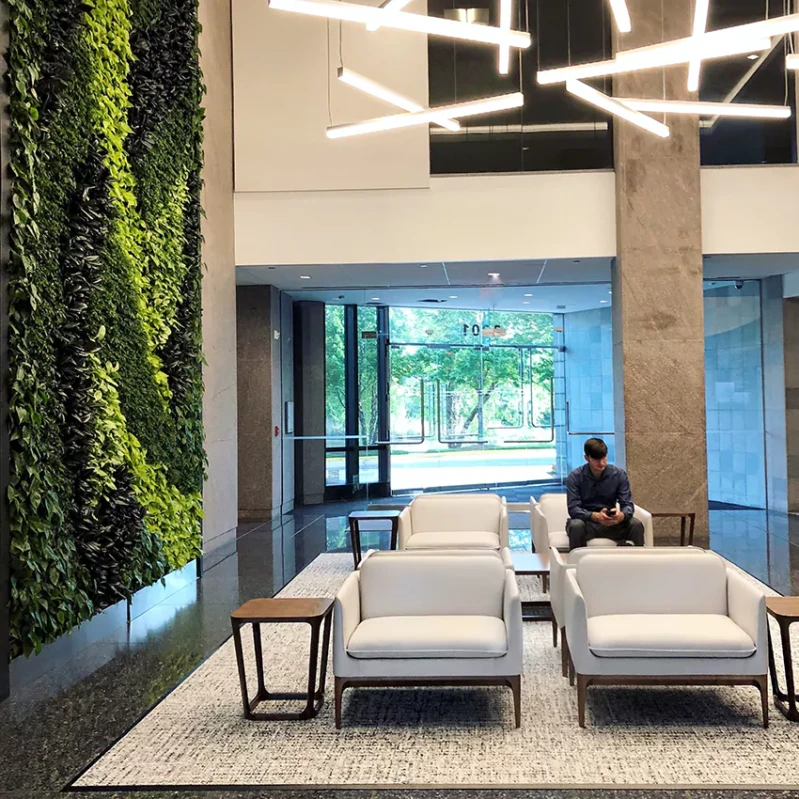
[549,545,706,676]
[359,547,516,570]
[333,551,523,728]
[531,492,653,553]
[398,493,509,551]
[564,552,769,727]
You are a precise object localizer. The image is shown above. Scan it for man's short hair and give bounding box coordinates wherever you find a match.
[584,438,608,459]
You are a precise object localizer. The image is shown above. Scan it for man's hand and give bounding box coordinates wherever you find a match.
[591,509,623,526]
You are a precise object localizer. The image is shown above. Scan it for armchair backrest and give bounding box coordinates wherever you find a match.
[410,493,504,534]
[359,552,506,619]
[576,553,729,617]
[537,493,568,532]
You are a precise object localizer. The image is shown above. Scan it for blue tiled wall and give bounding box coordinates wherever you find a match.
[704,283,766,509]
[560,306,616,473]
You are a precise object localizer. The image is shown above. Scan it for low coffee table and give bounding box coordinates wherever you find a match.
[650,511,696,546]
[766,597,799,722]
[511,551,552,625]
[348,510,401,568]
[231,597,333,721]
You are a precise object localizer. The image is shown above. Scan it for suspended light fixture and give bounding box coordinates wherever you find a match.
[618,98,791,119]
[267,0,532,48]
[326,92,524,138]
[366,0,412,31]
[566,80,670,138]
[499,0,512,75]
[607,0,632,33]
[537,35,771,84]
[337,68,460,130]
[687,0,710,91]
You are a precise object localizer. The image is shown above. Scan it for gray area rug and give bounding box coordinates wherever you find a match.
[73,553,799,789]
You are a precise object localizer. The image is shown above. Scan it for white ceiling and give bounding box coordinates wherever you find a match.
[235,253,799,313]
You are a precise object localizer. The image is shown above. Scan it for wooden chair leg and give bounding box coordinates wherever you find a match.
[334,677,345,729]
[568,651,575,686]
[577,674,589,728]
[551,618,559,648]
[509,675,522,728]
[756,674,769,729]
[561,629,569,678]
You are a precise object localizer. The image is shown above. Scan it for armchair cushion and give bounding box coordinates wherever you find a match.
[587,613,756,659]
[404,531,500,551]
[347,615,507,659]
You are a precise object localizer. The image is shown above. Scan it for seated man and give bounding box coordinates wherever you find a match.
[565,438,645,550]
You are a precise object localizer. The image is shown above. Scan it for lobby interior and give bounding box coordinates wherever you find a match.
[3,0,799,796]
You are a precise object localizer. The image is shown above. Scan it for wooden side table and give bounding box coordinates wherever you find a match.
[511,551,552,625]
[348,510,401,568]
[231,597,333,721]
[766,597,799,722]
[650,511,696,546]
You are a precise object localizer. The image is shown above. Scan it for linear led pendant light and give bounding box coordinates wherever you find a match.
[537,35,772,84]
[566,80,670,138]
[787,54,799,69]
[499,0,512,74]
[326,92,524,138]
[618,98,791,119]
[267,0,532,48]
[608,0,632,33]
[337,67,461,131]
[687,0,710,91]
[366,0,412,32]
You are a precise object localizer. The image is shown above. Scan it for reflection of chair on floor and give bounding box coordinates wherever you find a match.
[398,493,509,551]
[549,545,707,676]
[564,552,769,728]
[333,551,522,728]
[531,493,654,552]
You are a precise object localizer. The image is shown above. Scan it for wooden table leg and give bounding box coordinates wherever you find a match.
[770,619,799,721]
[390,518,399,551]
[349,518,361,569]
[680,516,686,547]
[232,619,253,719]
[688,513,695,546]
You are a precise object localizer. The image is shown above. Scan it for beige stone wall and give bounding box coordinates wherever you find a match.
[199,0,238,554]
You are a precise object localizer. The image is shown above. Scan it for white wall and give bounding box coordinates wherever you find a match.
[701,165,799,255]
[235,165,799,267]
[235,171,618,265]
[233,0,430,193]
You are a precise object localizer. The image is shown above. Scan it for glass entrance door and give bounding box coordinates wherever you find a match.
[386,308,562,493]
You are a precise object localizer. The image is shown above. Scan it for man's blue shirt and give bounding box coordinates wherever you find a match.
[565,463,635,522]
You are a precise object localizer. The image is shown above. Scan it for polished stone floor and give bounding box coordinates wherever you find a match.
[1,493,798,799]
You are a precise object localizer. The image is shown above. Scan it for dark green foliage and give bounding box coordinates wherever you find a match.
[7,0,205,657]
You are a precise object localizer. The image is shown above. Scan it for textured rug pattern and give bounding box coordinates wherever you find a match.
[74,553,799,788]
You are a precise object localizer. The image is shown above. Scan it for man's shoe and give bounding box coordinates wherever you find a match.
[623,540,636,546]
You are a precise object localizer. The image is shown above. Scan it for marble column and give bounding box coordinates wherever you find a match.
[199,0,239,558]
[293,302,327,506]
[784,296,799,511]
[612,0,709,544]
[237,285,283,519]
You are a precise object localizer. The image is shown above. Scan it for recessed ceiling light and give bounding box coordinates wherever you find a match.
[449,295,458,299]
[488,272,500,278]
[300,275,311,279]
[608,290,613,294]
[600,300,608,303]
[524,293,532,297]
[747,53,759,59]
[522,301,530,305]
[419,264,429,268]
[371,297,380,301]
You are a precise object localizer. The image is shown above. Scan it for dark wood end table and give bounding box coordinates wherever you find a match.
[348,510,401,568]
[650,511,696,546]
[511,551,552,625]
[767,596,799,722]
[231,597,333,721]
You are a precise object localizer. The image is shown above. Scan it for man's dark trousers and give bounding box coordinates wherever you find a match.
[566,516,645,550]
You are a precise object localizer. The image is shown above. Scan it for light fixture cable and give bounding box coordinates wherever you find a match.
[326,19,333,125]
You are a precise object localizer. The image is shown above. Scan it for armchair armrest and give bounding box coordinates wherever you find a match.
[397,506,413,550]
[564,569,590,672]
[531,504,549,555]
[333,572,361,667]
[503,569,523,668]
[633,505,654,547]
[499,499,510,549]
[549,547,570,629]
[726,567,767,652]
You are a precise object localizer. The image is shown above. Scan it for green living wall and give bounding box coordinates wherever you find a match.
[7,0,205,657]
